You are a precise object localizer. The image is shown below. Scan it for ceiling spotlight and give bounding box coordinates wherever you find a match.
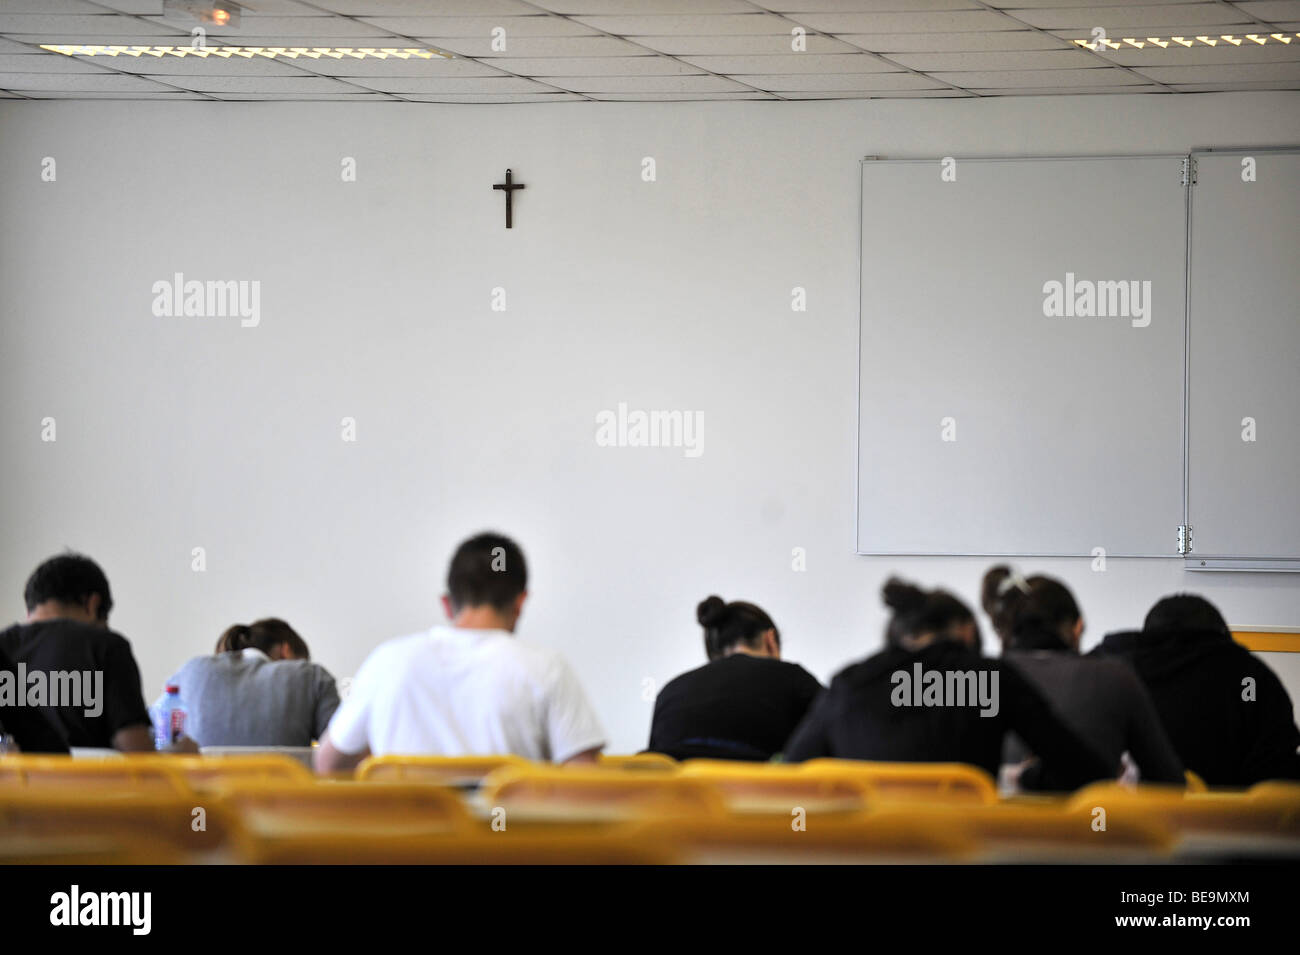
[162,1,242,29]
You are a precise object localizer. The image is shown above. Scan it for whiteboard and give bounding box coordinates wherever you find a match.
[1185,149,1300,572]
[857,156,1188,557]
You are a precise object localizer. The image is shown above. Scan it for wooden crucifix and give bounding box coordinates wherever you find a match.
[492,168,525,229]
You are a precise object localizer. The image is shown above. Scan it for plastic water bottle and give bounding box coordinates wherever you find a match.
[154,684,187,750]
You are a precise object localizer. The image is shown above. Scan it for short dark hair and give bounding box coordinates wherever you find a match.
[1144,594,1229,638]
[446,533,527,613]
[697,596,779,661]
[23,553,113,620]
[216,618,310,660]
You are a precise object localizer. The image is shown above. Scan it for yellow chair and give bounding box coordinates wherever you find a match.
[868,802,1173,861]
[1067,782,1300,839]
[219,781,473,840]
[356,754,529,787]
[0,754,189,794]
[122,754,313,792]
[0,789,232,858]
[677,760,873,815]
[234,826,680,864]
[641,813,974,863]
[598,753,678,771]
[480,766,726,823]
[795,759,998,805]
[1185,770,1208,792]
[0,831,187,865]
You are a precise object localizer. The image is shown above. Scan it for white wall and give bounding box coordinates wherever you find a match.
[2,92,1298,753]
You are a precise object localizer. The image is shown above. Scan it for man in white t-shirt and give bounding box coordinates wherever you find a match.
[315,533,606,772]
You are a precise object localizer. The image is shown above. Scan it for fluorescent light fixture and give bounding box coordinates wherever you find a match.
[40,45,453,60]
[1072,33,1299,48]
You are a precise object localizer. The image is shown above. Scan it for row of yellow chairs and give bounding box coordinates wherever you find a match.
[2,753,1297,864]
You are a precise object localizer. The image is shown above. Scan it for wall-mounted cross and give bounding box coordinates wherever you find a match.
[492,168,525,229]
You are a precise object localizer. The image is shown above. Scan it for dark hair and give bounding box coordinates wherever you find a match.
[446,532,527,613]
[216,618,310,660]
[697,596,779,661]
[23,553,114,621]
[981,565,1080,651]
[1143,594,1229,638]
[882,577,976,648]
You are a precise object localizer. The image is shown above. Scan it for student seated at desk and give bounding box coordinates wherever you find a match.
[0,553,153,752]
[156,618,339,747]
[314,532,606,773]
[981,566,1183,787]
[1092,594,1300,786]
[784,578,1114,791]
[647,596,822,761]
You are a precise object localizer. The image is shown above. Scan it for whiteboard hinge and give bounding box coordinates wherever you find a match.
[1177,524,1193,555]
[1181,157,1197,186]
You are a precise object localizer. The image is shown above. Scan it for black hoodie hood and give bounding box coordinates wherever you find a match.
[1093,627,1238,680]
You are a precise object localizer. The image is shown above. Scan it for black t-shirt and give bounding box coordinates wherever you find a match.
[784,641,1115,790]
[647,654,823,761]
[0,619,151,749]
[0,644,69,753]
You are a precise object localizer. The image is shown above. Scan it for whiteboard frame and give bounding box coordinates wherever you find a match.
[854,153,1191,558]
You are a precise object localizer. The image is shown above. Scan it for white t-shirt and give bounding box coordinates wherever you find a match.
[326,625,606,763]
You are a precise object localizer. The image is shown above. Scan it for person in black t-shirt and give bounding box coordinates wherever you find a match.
[0,553,154,752]
[784,578,1114,791]
[0,643,69,753]
[1091,594,1300,787]
[647,595,823,761]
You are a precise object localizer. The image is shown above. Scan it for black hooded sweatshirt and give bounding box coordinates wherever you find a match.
[1090,628,1300,787]
[783,640,1115,791]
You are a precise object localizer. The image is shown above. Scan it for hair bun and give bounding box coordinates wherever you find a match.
[697,595,729,628]
[881,578,926,614]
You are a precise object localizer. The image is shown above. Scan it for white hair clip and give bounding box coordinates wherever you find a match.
[997,567,1032,597]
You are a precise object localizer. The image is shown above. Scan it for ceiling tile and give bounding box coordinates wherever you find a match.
[0,13,176,33]
[681,52,897,73]
[544,72,750,91]
[778,88,968,98]
[837,31,1068,51]
[761,0,984,10]
[0,51,110,71]
[338,74,556,93]
[967,84,1170,94]
[0,70,170,90]
[783,11,1024,33]
[633,33,860,53]
[289,55,503,77]
[572,13,796,35]
[587,91,776,100]
[61,52,314,75]
[1132,61,1300,82]
[205,91,396,100]
[396,91,586,101]
[355,16,595,38]
[0,0,107,11]
[888,49,1100,69]
[315,1,541,13]
[744,72,944,90]
[18,90,212,98]
[156,73,370,92]
[140,15,394,36]
[413,35,644,56]
[530,1,757,12]
[931,66,1146,86]
[1011,5,1255,30]
[478,55,702,76]
[1234,0,1300,18]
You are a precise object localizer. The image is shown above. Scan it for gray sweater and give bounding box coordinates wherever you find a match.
[1003,650,1184,784]
[154,648,339,747]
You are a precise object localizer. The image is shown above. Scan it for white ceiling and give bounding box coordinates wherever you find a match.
[0,0,1297,102]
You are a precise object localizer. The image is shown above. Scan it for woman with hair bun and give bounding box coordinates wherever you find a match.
[784,577,1114,791]
[981,565,1183,786]
[646,595,823,761]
